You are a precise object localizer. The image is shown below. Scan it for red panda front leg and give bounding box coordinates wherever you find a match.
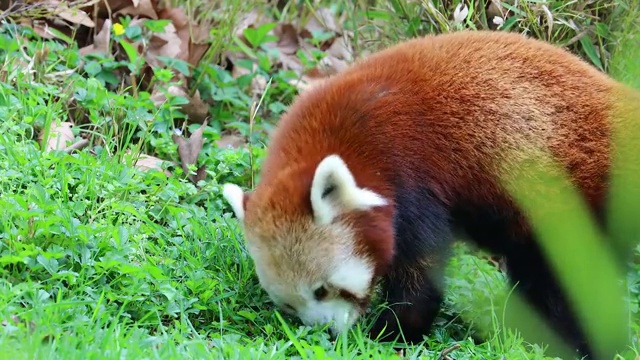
[370,257,450,344]
[369,186,454,344]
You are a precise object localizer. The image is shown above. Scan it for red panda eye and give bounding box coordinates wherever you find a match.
[313,285,329,300]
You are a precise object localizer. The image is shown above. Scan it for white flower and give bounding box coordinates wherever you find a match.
[493,16,504,26]
[453,3,469,25]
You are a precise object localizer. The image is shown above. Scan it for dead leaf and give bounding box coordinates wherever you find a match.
[233,10,262,39]
[194,164,207,183]
[27,19,60,40]
[215,133,246,150]
[230,62,267,95]
[183,89,209,123]
[272,23,299,55]
[287,54,346,93]
[188,33,211,66]
[131,152,172,176]
[145,22,182,67]
[287,74,326,93]
[320,55,348,76]
[1,314,20,327]
[150,83,186,106]
[115,0,158,19]
[172,120,208,184]
[40,121,74,151]
[278,52,304,73]
[326,36,353,62]
[150,80,209,123]
[79,19,112,56]
[231,62,257,78]
[303,7,340,36]
[82,0,135,18]
[158,7,211,66]
[250,74,269,95]
[55,5,95,27]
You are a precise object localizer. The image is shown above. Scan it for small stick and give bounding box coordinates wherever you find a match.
[439,343,461,359]
[63,139,89,153]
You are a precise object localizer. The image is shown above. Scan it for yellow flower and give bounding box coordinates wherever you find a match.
[113,23,125,36]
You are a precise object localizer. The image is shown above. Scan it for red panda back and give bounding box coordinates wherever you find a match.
[249,30,618,223]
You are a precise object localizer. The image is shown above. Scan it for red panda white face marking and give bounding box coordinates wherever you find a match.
[222,154,388,335]
[251,243,375,335]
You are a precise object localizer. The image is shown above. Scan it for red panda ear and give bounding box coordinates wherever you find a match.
[310,154,388,225]
[222,183,248,221]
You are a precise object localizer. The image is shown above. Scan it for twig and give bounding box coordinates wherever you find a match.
[63,139,89,153]
[439,343,461,360]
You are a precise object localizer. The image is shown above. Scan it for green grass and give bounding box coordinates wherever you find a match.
[0,0,639,359]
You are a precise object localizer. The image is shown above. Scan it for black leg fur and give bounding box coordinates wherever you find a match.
[503,241,593,359]
[454,202,592,359]
[370,257,449,343]
[370,186,454,343]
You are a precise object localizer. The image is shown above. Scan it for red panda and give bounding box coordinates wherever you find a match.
[222,30,639,358]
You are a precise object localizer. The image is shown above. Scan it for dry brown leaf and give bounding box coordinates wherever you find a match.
[178,17,211,66]
[303,7,340,35]
[272,23,299,55]
[326,36,353,62]
[188,34,211,66]
[81,0,134,17]
[116,0,158,19]
[287,74,326,93]
[55,5,95,27]
[24,19,59,40]
[150,83,186,106]
[40,121,75,151]
[233,10,262,39]
[1,314,20,327]
[183,89,209,123]
[146,22,182,67]
[315,55,348,77]
[1,314,36,332]
[194,164,207,183]
[278,52,304,73]
[216,134,246,150]
[250,74,269,95]
[79,19,112,56]
[230,62,266,94]
[157,7,211,66]
[231,62,256,78]
[131,152,172,176]
[172,120,208,184]
[150,81,209,123]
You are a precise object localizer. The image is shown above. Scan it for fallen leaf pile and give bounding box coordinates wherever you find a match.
[4,1,356,185]
[229,8,354,93]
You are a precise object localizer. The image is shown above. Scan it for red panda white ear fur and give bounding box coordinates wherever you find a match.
[310,154,387,225]
[222,183,246,221]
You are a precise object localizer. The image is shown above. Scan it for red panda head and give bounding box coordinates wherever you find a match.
[222,154,390,335]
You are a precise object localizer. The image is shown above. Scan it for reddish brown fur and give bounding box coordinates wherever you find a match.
[239,30,636,358]
[247,30,617,269]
